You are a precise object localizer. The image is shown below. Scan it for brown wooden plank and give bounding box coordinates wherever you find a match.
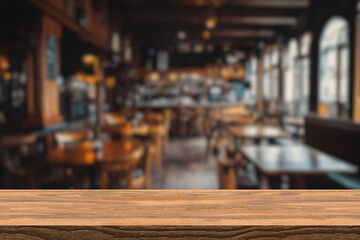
[0,190,359,238]
[0,226,360,239]
[0,190,358,226]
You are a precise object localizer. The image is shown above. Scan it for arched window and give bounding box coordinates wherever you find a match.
[263,46,279,103]
[318,16,350,118]
[294,32,312,117]
[263,52,271,101]
[244,56,257,105]
[283,38,298,115]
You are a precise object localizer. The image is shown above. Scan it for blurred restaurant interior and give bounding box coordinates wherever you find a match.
[0,0,360,190]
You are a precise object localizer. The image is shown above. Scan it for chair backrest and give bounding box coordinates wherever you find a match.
[54,130,91,148]
[211,136,237,189]
[131,141,156,189]
[144,112,164,124]
[0,133,37,149]
[222,105,249,116]
[104,113,127,126]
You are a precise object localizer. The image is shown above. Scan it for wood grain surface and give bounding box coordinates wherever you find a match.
[0,190,360,239]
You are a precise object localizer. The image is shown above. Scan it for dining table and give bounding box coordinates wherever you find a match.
[240,144,358,189]
[283,117,305,137]
[102,122,165,164]
[227,125,290,150]
[47,139,144,188]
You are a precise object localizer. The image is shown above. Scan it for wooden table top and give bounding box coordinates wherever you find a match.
[228,125,290,139]
[0,132,37,148]
[47,140,144,166]
[241,144,358,176]
[102,123,165,136]
[0,190,359,226]
[1,190,360,238]
[283,117,305,127]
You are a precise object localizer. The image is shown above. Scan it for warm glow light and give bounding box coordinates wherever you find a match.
[194,43,204,53]
[177,30,187,40]
[205,16,218,29]
[105,76,117,89]
[202,30,211,40]
[3,71,11,81]
[75,72,85,81]
[82,54,97,65]
[84,75,99,84]
[168,73,179,82]
[238,69,245,79]
[0,56,9,70]
[148,72,160,82]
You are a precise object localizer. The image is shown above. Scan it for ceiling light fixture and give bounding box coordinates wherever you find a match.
[202,30,211,40]
[177,30,187,40]
[205,16,218,29]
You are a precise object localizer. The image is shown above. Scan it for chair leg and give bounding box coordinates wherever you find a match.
[100,171,109,189]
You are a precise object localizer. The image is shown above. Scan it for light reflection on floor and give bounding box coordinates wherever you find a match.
[151,138,219,189]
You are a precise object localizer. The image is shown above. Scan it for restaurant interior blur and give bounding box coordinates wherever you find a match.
[0,0,360,190]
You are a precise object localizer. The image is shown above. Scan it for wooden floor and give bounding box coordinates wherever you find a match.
[151,137,219,189]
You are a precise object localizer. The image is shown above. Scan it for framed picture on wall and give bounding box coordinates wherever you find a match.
[46,35,57,80]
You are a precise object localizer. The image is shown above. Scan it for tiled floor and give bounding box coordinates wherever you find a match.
[151,137,219,189]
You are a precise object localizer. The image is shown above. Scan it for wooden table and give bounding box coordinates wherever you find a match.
[47,140,144,188]
[0,133,38,188]
[0,190,359,239]
[228,125,290,148]
[102,123,165,164]
[47,140,144,166]
[241,144,358,189]
[283,117,305,136]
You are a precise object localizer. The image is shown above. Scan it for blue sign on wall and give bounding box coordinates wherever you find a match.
[46,35,57,80]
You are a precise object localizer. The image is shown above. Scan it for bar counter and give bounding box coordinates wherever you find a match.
[0,190,359,239]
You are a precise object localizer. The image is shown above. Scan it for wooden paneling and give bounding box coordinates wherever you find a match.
[38,16,63,126]
[0,190,359,238]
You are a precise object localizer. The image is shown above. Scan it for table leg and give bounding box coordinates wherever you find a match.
[260,174,270,189]
[100,171,109,189]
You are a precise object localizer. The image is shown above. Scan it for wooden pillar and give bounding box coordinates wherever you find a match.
[354,9,360,122]
[257,57,263,111]
[25,15,64,128]
[309,26,320,114]
[278,47,284,103]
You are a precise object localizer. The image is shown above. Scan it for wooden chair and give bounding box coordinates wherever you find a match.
[52,130,93,188]
[221,105,250,116]
[104,113,127,126]
[0,133,38,188]
[130,142,156,189]
[144,111,164,124]
[211,136,237,189]
[163,108,172,143]
[99,141,145,189]
[211,135,257,189]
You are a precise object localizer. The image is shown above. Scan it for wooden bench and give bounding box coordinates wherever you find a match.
[0,190,359,239]
[305,115,360,189]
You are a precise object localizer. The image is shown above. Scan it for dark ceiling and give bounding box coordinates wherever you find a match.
[108,0,311,49]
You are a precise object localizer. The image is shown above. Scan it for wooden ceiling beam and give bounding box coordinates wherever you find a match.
[116,9,302,22]
[111,0,310,9]
[219,16,297,26]
[123,22,292,32]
